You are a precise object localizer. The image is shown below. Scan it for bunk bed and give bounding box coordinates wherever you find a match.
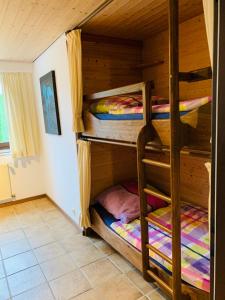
[77,1,212,300]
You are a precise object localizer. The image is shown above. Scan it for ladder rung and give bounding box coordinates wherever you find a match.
[145,216,172,235]
[142,158,170,169]
[146,244,172,264]
[144,187,171,203]
[147,269,173,296]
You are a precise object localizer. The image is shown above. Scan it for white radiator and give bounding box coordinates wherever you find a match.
[0,165,12,203]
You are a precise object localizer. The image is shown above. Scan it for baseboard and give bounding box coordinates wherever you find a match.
[0,194,46,208]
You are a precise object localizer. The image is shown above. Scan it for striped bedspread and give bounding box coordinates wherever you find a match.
[111,204,210,292]
[90,95,212,115]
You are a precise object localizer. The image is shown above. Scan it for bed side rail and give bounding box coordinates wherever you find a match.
[84,80,155,101]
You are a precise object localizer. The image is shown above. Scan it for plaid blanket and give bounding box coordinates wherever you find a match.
[90,95,211,115]
[111,204,210,292]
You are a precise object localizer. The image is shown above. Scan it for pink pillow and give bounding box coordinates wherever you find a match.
[122,180,168,211]
[96,185,151,223]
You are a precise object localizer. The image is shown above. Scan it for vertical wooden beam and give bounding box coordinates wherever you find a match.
[212,1,225,299]
[168,0,181,299]
[137,82,152,280]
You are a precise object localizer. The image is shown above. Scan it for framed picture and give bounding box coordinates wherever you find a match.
[40,71,61,135]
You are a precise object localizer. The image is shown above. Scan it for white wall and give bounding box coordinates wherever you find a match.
[33,34,80,224]
[0,61,45,200]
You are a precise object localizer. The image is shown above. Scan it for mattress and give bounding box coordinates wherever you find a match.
[90,95,212,117]
[94,111,188,120]
[93,203,210,292]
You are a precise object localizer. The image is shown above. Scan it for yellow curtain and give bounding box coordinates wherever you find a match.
[202,0,214,65]
[77,139,91,228]
[67,29,84,133]
[1,73,40,158]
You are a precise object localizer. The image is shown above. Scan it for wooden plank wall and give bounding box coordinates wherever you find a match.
[142,14,212,99]
[90,143,137,201]
[82,38,143,95]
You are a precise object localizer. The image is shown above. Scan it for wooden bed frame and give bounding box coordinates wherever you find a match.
[90,207,209,300]
[82,81,211,152]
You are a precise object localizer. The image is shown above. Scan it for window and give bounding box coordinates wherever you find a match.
[0,84,9,149]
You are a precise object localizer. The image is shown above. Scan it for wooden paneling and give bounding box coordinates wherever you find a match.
[145,151,210,208]
[0,0,105,61]
[90,143,137,200]
[82,38,142,94]
[83,0,203,40]
[143,14,211,99]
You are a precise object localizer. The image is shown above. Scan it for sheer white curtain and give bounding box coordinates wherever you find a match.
[1,72,40,158]
[77,139,91,228]
[67,29,84,133]
[202,0,214,65]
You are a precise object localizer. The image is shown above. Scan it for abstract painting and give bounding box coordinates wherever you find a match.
[40,71,61,135]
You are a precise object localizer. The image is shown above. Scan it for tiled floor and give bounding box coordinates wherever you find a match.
[0,198,168,300]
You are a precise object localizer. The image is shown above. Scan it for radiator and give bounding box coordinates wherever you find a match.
[0,165,12,203]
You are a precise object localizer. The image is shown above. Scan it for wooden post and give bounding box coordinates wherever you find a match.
[212,0,225,299]
[168,0,181,299]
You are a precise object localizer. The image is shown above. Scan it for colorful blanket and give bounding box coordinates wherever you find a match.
[111,204,210,292]
[90,95,212,115]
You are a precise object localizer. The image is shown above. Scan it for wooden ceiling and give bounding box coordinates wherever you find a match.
[83,0,203,39]
[0,0,203,62]
[0,0,105,62]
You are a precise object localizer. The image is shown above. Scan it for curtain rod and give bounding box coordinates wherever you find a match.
[66,0,114,34]
[79,136,211,158]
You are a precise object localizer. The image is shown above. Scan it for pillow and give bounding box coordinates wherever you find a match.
[122,180,168,210]
[96,184,151,223]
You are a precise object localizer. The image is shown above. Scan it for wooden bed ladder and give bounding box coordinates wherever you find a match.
[137,0,182,299]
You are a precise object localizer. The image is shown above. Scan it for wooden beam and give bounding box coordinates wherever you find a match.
[212,1,225,299]
[169,0,182,299]
[81,33,142,47]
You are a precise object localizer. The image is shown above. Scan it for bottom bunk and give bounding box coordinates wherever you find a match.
[89,192,210,300]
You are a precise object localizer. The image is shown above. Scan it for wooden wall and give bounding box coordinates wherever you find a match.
[145,151,209,208]
[82,36,143,95]
[143,14,211,99]
[90,143,137,201]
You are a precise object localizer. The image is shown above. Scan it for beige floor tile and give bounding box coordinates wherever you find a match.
[12,282,54,300]
[17,214,44,229]
[4,251,37,276]
[60,234,92,252]
[72,274,142,300]
[69,243,106,267]
[34,198,56,212]
[81,258,121,287]
[49,269,91,300]
[24,225,55,249]
[126,269,157,294]
[0,230,25,246]
[0,216,21,234]
[49,222,80,240]
[40,253,77,281]
[147,289,169,300]
[0,206,15,218]
[0,278,10,300]
[109,253,133,273]
[0,261,5,278]
[14,202,37,215]
[93,240,115,255]
[7,265,46,296]
[1,239,31,259]
[34,241,66,263]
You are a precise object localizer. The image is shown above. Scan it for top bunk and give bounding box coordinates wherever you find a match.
[81,68,212,153]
